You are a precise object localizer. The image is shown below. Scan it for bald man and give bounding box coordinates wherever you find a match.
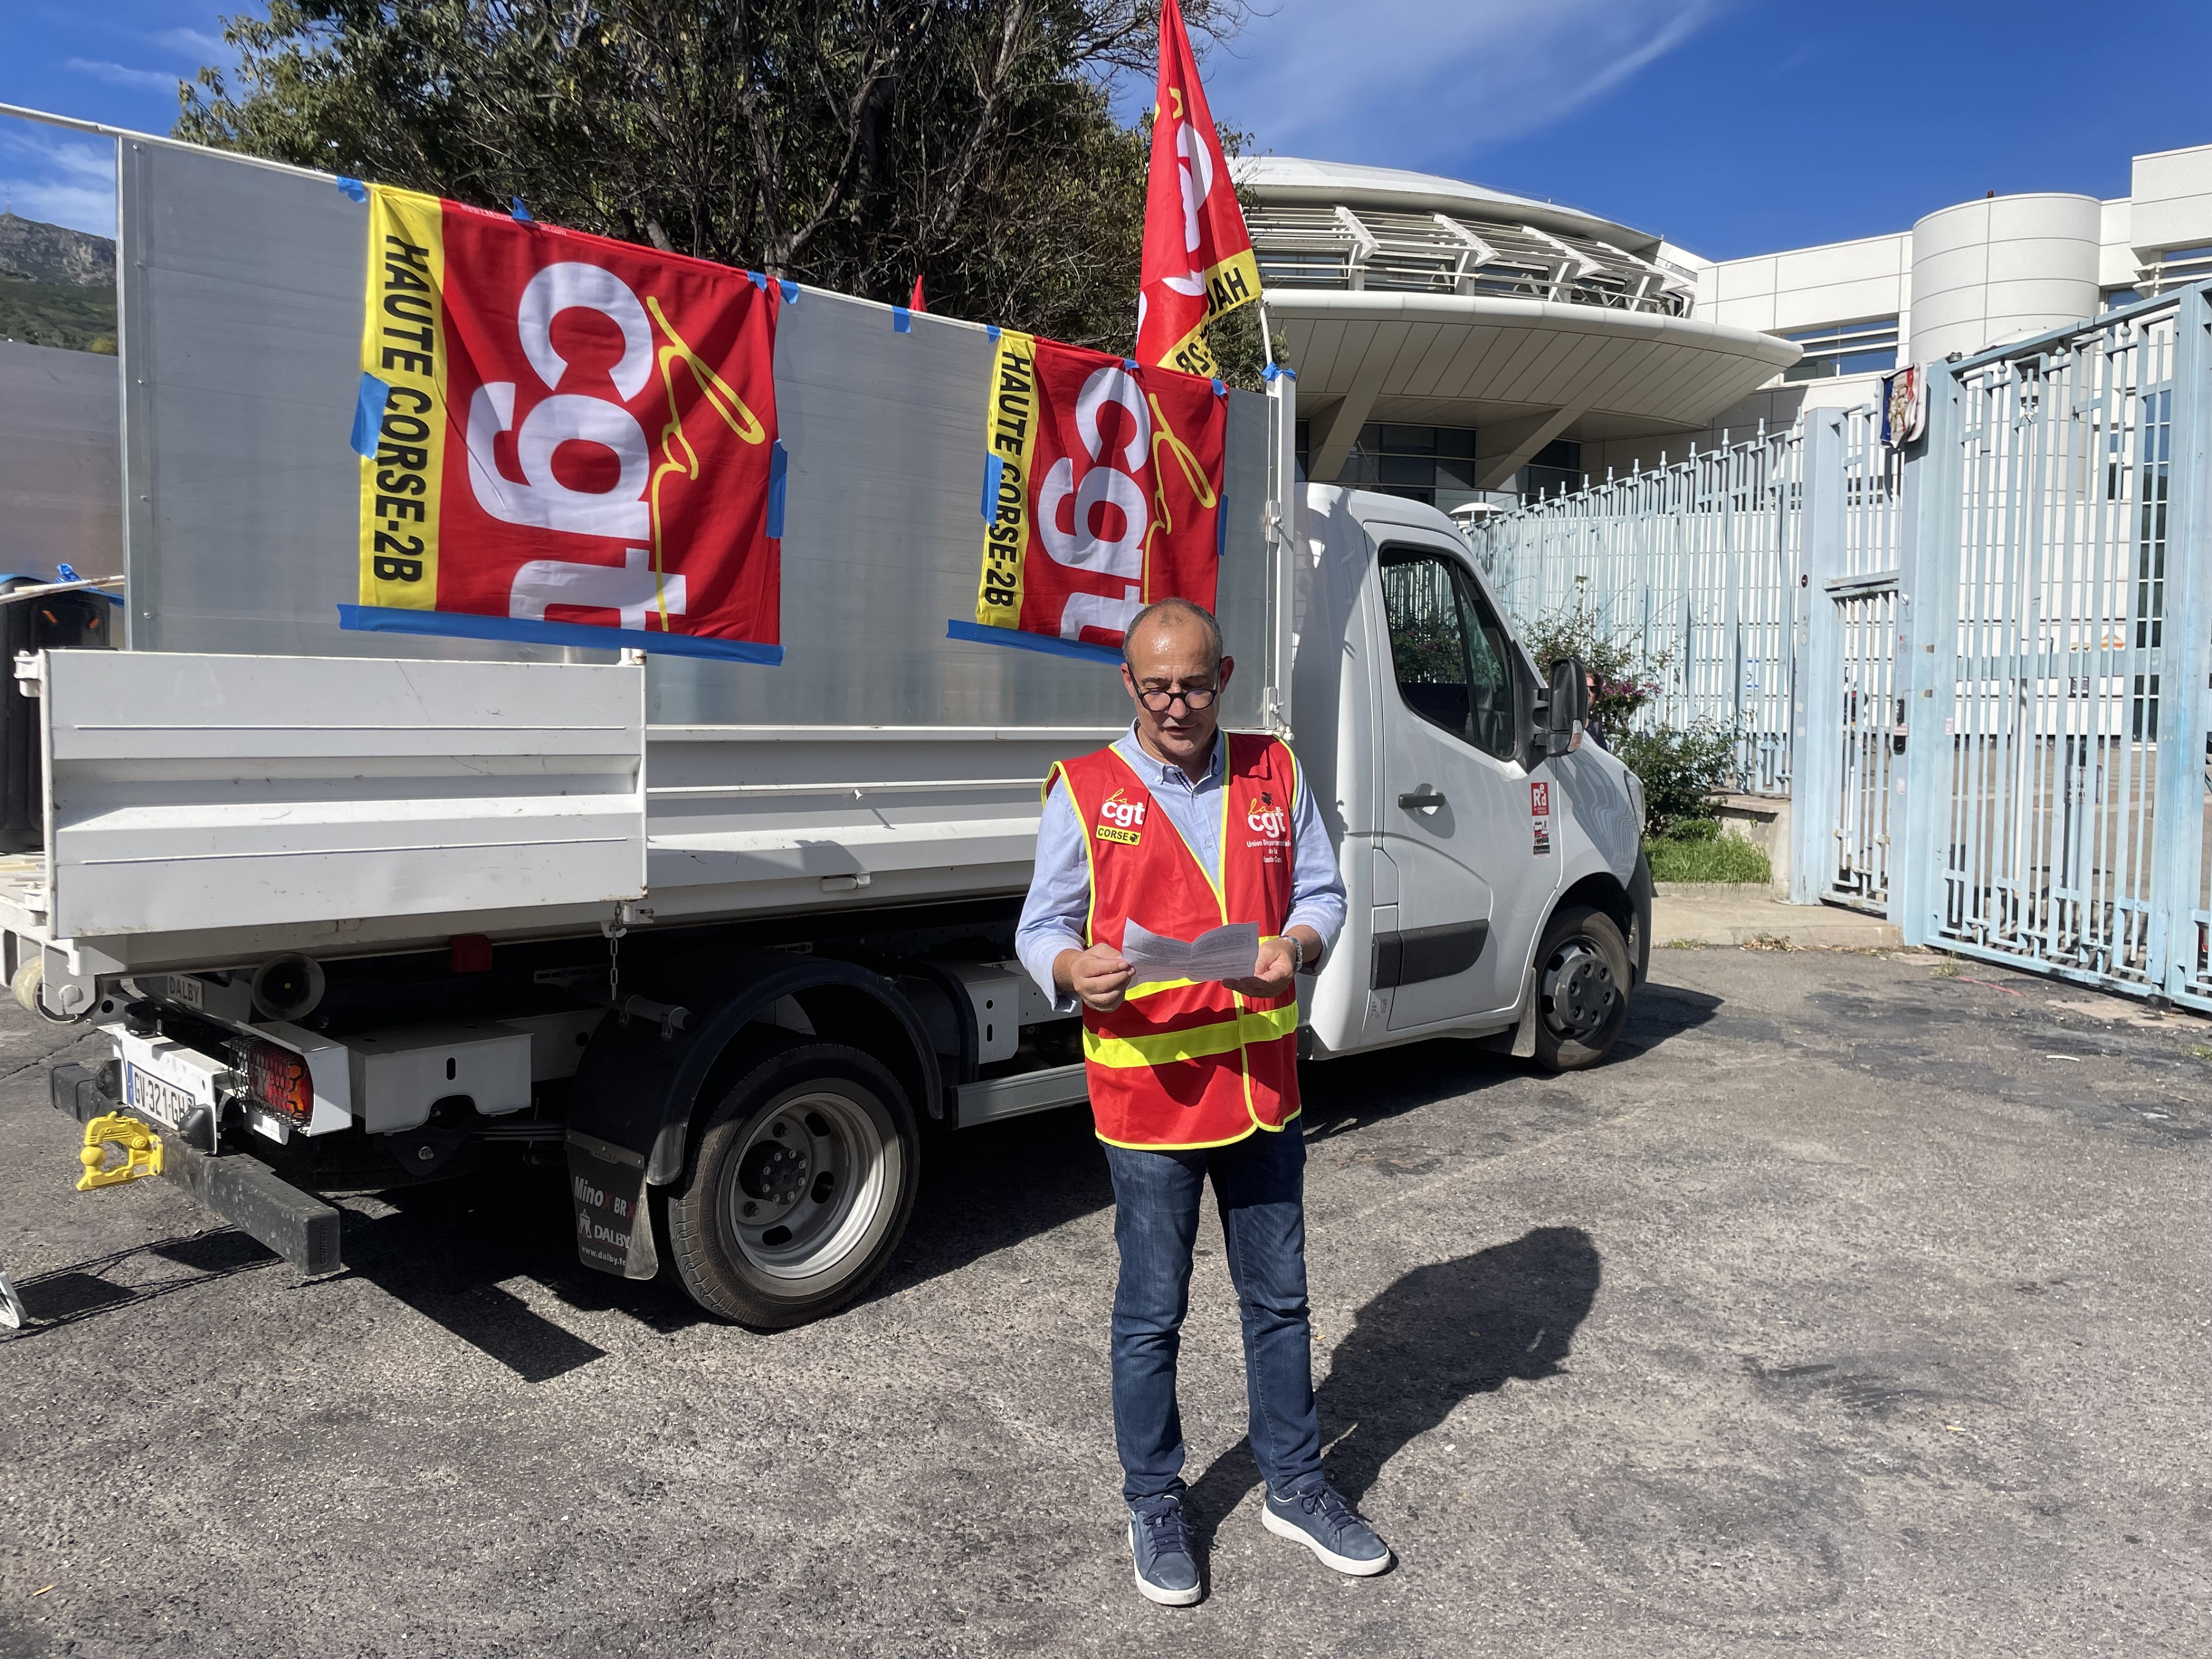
[1016,599,1391,1605]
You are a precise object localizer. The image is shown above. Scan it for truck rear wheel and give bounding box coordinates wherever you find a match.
[1532,905,1632,1072]
[664,1041,919,1327]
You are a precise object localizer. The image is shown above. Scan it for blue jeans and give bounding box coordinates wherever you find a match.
[1104,1124,1323,1506]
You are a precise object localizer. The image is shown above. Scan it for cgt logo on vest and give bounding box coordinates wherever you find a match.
[1245,790,1289,863]
[1095,789,1147,846]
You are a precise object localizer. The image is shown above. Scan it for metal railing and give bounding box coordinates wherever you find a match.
[1891,288,2212,1009]
[1248,203,1693,316]
[1467,426,1806,796]
[1438,283,2212,1012]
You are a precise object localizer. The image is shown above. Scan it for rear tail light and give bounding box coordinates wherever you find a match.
[246,1040,314,1126]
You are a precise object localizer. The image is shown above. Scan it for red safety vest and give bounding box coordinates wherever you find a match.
[1045,733,1303,1150]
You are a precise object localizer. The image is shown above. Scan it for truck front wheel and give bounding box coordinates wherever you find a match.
[664,1041,919,1327]
[1532,905,1632,1072]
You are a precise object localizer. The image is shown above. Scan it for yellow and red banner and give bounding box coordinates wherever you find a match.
[957,329,1226,661]
[1136,0,1261,377]
[343,185,785,662]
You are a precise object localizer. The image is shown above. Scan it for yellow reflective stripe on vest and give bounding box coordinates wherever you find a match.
[1084,1019,1243,1069]
[1126,976,1199,999]
[1083,1001,1300,1069]
[1238,1001,1300,1044]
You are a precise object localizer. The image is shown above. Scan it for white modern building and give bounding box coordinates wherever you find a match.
[1244,140,2212,503]
[1240,157,1796,516]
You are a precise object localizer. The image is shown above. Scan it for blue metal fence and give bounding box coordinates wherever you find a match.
[1474,279,2212,1011]
[1469,427,1805,797]
[1895,285,2212,1010]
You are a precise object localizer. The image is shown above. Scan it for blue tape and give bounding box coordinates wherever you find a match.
[509,196,533,223]
[779,279,799,304]
[1123,357,1140,373]
[980,453,1005,522]
[338,606,785,665]
[987,324,1001,342]
[1261,363,1297,382]
[747,270,767,292]
[945,620,1122,665]
[56,562,79,583]
[1211,378,1226,398]
[350,372,390,458]
[336,176,367,204]
[766,440,788,538]
[892,306,912,334]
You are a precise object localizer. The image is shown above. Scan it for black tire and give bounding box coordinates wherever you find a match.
[664,1041,919,1328]
[1531,905,1632,1073]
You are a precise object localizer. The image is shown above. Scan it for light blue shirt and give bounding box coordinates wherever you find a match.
[1015,725,1348,1012]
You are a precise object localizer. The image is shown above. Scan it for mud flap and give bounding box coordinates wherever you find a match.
[1509,972,1539,1059]
[566,1129,659,1279]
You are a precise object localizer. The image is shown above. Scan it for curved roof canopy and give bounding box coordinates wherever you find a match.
[1236,157,1799,484]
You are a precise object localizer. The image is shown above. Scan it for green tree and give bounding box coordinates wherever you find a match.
[177,0,1252,360]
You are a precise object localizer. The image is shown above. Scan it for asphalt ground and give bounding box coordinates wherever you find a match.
[2,946,2209,1658]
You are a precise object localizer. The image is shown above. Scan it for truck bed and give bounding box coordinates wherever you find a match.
[1,133,1287,979]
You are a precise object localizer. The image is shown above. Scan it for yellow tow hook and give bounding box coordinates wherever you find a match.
[76,1112,164,1192]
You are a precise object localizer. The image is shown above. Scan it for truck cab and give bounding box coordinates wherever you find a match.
[1295,486,1650,1068]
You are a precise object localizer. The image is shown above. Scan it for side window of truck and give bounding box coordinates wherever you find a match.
[1378,548,1517,761]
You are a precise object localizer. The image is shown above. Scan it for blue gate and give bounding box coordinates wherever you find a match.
[1475,281,2212,1011]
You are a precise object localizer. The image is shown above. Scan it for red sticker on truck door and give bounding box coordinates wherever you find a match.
[1531,779,1552,856]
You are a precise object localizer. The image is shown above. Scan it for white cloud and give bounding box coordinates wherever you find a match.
[66,58,188,93]
[0,126,118,237]
[1199,0,1725,169]
[150,27,230,58]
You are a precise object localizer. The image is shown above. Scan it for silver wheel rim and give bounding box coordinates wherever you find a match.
[719,1088,892,1284]
[1543,938,1618,1041]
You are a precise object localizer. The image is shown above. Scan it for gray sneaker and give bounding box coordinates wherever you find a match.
[1261,1481,1392,1576]
[1129,1496,1202,1606]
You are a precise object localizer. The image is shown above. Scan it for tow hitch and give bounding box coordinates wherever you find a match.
[52,1063,343,1276]
[76,1111,164,1191]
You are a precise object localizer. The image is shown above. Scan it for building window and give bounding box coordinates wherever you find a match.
[1520,439,1583,502]
[1327,423,1481,509]
[1780,317,1899,382]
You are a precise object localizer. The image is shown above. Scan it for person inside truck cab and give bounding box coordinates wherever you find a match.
[1015,598,1392,1606]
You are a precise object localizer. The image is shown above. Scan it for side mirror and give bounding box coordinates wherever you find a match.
[1542,656,1590,758]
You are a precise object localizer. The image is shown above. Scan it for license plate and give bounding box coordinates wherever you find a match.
[124,1063,198,1132]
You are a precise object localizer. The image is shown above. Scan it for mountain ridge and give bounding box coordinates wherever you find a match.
[0,213,115,288]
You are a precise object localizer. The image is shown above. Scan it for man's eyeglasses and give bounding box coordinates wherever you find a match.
[1135,685,1219,712]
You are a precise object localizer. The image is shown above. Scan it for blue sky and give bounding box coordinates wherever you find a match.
[5,1,2212,260]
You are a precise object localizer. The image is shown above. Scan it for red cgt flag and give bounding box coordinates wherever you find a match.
[1136,0,1261,377]
[966,330,1226,657]
[348,185,785,663]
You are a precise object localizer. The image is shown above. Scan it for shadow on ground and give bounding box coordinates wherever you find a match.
[1612,976,1724,1062]
[2,1229,282,1338]
[1184,1225,1603,1525]
[4,973,1689,1377]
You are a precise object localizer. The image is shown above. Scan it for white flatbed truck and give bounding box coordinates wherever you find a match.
[8,120,1649,1327]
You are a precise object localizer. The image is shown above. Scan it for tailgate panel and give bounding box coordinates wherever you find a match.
[44,650,646,938]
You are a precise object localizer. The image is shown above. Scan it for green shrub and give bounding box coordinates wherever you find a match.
[1645,832,1771,884]
[1520,598,1664,731]
[1610,725,1740,835]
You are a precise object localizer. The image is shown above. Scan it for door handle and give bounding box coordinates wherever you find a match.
[1397,789,1447,811]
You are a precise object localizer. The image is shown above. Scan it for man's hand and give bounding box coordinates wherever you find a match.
[1058,942,1135,1012]
[1225,928,1320,999]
